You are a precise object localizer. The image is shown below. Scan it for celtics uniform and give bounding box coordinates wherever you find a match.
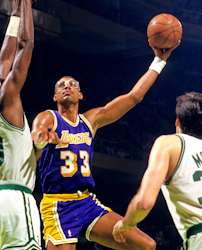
[161,133,202,250]
[0,114,41,250]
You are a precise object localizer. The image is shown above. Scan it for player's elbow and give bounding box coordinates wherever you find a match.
[129,91,144,105]
[142,198,155,211]
[136,195,155,211]
[18,39,34,51]
[146,239,156,250]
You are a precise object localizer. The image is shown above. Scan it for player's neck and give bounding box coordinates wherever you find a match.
[58,104,79,123]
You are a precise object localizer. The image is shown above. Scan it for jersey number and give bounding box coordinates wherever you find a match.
[60,150,90,177]
[193,170,202,204]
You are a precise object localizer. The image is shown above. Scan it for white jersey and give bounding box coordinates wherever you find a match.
[0,114,36,191]
[161,133,202,240]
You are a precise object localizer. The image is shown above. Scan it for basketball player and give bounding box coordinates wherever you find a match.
[113,92,202,250]
[32,44,178,250]
[0,0,41,249]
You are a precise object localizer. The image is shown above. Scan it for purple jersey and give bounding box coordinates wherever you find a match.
[38,111,95,193]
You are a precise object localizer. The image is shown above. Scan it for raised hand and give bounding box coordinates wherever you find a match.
[151,41,180,61]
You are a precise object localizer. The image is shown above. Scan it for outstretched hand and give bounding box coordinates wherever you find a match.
[152,41,180,61]
[32,128,60,149]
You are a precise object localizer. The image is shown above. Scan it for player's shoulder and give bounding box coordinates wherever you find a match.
[154,134,181,150]
[80,112,95,136]
[34,109,55,124]
[82,107,101,126]
[155,134,179,142]
[83,107,101,119]
[36,109,54,117]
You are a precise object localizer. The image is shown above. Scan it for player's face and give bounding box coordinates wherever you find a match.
[54,78,82,104]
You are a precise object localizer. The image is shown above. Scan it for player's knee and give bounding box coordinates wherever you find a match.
[145,238,156,250]
[129,237,156,250]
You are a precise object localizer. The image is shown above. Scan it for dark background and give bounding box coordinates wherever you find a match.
[1,0,202,249]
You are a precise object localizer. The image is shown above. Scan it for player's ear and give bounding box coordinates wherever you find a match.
[53,93,57,102]
[79,91,83,100]
[175,117,182,133]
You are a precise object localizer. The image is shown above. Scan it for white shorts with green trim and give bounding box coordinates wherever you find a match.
[0,184,41,250]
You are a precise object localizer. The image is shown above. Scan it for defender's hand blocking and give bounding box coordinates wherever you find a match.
[32,128,60,149]
[112,220,134,243]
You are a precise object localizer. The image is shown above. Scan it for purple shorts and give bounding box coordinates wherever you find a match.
[40,191,111,246]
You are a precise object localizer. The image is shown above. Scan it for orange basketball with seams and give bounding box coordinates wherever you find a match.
[147,13,183,49]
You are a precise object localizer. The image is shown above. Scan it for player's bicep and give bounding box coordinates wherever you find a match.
[0,49,31,101]
[100,94,137,125]
[32,111,54,131]
[85,94,137,130]
[0,36,18,81]
[32,112,55,152]
[138,136,170,208]
[0,75,20,104]
[10,43,33,91]
[1,41,34,98]
[148,137,170,177]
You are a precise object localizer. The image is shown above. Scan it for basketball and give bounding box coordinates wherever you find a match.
[147,13,182,49]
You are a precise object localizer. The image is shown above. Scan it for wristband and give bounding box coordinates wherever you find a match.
[6,16,20,37]
[149,56,166,74]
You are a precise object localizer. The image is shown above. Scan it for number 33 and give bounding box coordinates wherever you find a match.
[60,150,91,177]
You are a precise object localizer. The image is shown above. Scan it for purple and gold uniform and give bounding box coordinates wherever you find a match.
[39,111,111,246]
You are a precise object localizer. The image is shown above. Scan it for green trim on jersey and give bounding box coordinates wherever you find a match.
[187,222,202,239]
[0,184,32,194]
[0,137,4,165]
[0,113,25,131]
[166,135,185,185]
[2,242,41,250]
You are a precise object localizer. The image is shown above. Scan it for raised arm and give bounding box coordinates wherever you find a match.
[0,0,22,81]
[84,47,177,132]
[0,0,34,127]
[112,135,181,243]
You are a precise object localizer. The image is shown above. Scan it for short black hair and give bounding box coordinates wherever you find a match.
[176,92,202,138]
